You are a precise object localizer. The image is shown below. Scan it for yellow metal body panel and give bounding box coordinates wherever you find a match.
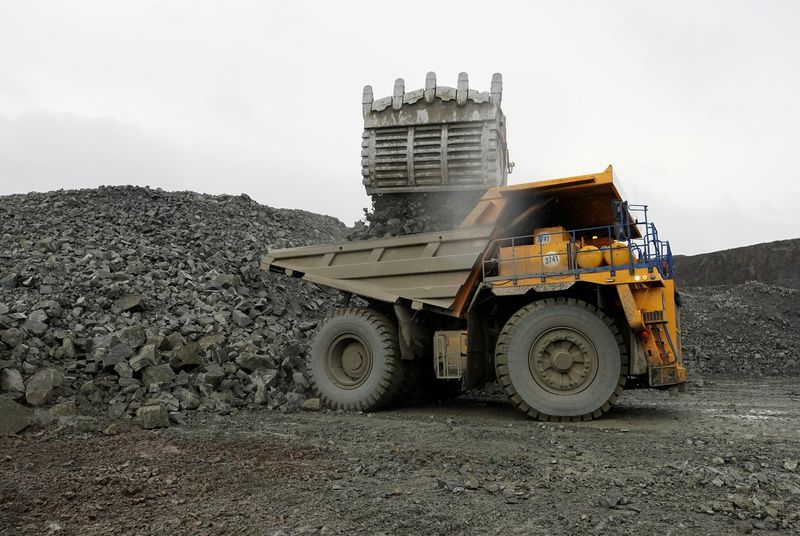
[498,243,570,277]
[533,226,569,244]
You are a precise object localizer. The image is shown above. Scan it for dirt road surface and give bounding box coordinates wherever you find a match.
[2,378,800,536]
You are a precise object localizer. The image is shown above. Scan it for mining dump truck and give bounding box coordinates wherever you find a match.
[262,166,686,421]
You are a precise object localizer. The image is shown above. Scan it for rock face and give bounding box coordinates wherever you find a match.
[0,186,346,421]
[674,238,800,289]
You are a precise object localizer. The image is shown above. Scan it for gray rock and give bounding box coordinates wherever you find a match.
[251,369,279,405]
[169,411,186,425]
[0,397,34,435]
[0,368,25,393]
[437,479,465,493]
[141,364,176,387]
[284,391,306,412]
[22,318,47,335]
[136,404,170,429]
[130,344,159,371]
[0,328,25,348]
[60,337,76,358]
[157,392,180,412]
[302,398,321,411]
[171,342,202,368]
[50,399,77,417]
[107,402,127,420]
[600,491,623,509]
[114,294,142,312]
[117,325,146,349]
[103,422,121,435]
[235,353,275,371]
[28,309,48,323]
[731,495,753,509]
[90,333,117,356]
[59,415,103,433]
[203,362,226,386]
[211,273,237,288]
[173,387,201,410]
[293,371,310,389]
[114,361,134,379]
[25,368,63,406]
[103,343,134,368]
[161,332,185,350]
[232,310,252,327]
[198,333,225,351]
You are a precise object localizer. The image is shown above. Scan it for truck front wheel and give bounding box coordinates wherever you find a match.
[495,298,627,421]
[309,308,404,411]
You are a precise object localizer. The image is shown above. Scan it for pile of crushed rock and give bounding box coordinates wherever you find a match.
[680,281,800,376]
[0,186,346,433]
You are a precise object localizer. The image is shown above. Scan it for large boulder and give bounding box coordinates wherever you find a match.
[136,404,170,429]
[0,368,25,393]
[25,368,63,406]
[0,397,34,435]
[141,364,176,388]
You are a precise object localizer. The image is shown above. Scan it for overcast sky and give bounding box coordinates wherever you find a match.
[1,1,798,255]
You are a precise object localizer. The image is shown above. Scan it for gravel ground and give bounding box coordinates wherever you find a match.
[3,377,800,536]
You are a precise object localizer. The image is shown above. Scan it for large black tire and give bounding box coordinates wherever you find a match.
[309,308,404,411]
[495,298,628,421]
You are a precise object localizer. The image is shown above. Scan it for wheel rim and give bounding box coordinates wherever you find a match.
[528,327,598,395]
[325,333,373,389]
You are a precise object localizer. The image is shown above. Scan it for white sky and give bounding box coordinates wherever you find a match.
[1,0,798,255]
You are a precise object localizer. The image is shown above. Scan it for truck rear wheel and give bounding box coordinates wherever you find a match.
[309,308,404,411]
[495,298,627,421]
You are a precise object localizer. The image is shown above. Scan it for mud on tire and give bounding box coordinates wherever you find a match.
[495,298,628,421]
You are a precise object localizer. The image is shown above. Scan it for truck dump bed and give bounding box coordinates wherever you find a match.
[262,166,631,315]
[263,225,495,311]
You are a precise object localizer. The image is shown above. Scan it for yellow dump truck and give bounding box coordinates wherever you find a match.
[262,166,685,421]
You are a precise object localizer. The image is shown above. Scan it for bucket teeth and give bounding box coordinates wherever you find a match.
[456,72,469,105]
[424,72,436,104]
[363,72,501,112]
[392,78,405,111]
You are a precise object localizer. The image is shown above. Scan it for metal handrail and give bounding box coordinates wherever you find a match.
[482,219,674,283]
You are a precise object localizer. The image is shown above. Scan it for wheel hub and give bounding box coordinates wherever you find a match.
[528,328,598,395]
[342,342,367,376]
[325,333,373,389]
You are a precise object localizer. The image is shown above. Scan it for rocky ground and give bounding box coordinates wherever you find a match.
[2,378,800,535]
[1,186,799,535]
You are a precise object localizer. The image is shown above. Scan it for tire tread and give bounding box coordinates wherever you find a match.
[494,298,628,422]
